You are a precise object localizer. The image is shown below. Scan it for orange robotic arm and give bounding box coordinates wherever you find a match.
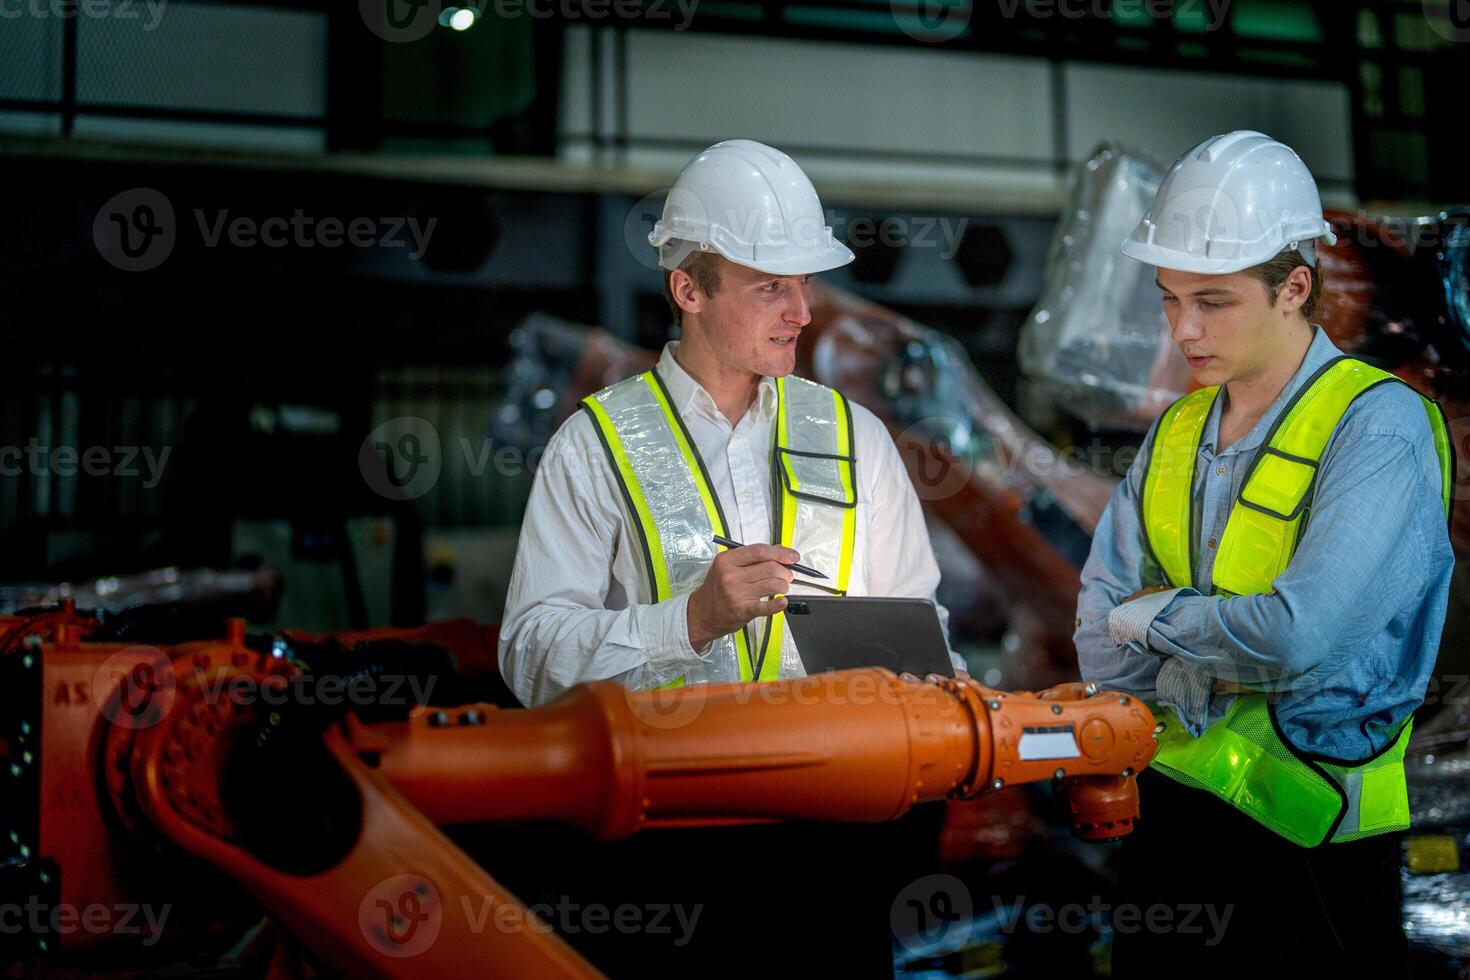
[14,616,1155,977]
[362,670,1154,840]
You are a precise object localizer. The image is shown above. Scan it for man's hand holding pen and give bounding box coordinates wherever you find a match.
[686,543,801,652]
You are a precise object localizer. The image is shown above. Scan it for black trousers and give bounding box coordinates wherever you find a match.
[1113,768,1408,980]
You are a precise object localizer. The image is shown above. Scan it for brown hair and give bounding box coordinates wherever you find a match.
[663,249,723,325]
[1243,248,1325,321]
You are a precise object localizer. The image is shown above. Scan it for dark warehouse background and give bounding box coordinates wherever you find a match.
[3,1,1466,624]
[4,2,1470,977]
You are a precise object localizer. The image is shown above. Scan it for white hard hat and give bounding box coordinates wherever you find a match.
[1121,130,1337,275]
[650,139,855,276]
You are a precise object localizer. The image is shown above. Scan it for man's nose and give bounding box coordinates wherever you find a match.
[1171,310,1204,344]
[784,286,812,327]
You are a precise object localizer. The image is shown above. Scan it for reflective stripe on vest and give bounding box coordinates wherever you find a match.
[1140,355,1452,846]
[581,369,857,687]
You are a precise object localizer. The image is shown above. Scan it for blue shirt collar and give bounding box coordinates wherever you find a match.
[1199,325,1343,457]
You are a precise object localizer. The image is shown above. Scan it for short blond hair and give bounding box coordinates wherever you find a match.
[662,249,723,325]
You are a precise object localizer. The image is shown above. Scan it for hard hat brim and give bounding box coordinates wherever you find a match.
[731,240,856,277]
[661,240,856,276]
[1120,238,1259,275]
[1121,233,1335,275]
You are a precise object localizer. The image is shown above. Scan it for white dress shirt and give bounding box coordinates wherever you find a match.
[498,341,957,707]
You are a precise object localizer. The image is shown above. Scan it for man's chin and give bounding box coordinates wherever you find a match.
[1187,357,1227,385]
[758,350,798,378]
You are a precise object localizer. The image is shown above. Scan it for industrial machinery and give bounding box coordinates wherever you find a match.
[0,601,1155,977]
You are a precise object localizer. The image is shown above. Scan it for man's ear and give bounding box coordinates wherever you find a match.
[670,268,704,318]
[1277,264,1313,315]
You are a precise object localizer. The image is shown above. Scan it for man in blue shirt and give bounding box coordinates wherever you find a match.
[1075,132,1453,978]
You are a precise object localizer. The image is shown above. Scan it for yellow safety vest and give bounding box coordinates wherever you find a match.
[1140,356,1452,846]
[581,369,858,687]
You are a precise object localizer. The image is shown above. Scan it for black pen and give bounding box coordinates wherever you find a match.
[712,534,828,580]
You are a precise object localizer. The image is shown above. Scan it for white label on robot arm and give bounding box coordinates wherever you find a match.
[1017,725,1081,761]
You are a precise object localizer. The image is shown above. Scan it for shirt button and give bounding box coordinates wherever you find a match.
[1215,464,1226,476]
[1207,538,1217,550]
[1074,617,1082,629]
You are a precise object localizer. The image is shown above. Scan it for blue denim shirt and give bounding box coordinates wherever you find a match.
[1075,327,1454,760]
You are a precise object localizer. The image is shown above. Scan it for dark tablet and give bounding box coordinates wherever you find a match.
[784,595,955,678]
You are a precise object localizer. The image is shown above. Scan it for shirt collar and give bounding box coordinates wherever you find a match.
[656,341,779,422]
[1200,325,1343,457]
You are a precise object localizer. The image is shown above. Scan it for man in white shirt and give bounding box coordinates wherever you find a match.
[499,139,960,707]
